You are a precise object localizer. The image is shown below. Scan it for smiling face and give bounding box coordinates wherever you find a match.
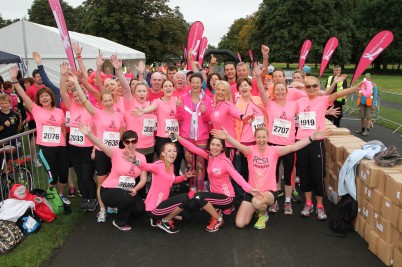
[161,143,177,163]
[104,79,117,94]
[236,63,250,79]
[174,72,186,90]
[162,80,174,97]
[39,92,52,107]
[224,63,236,80]
[254,128,268,149]
[292,72,304,83]
[304,77,320,98]
[190,76,202,93]
[209,74,220,90]
[151,72,163,91]
[238,80,252,97]
[134,84,148,103]
[273,70,285,83]
[0,99,10,112]
[209,138,224,156]
[72,90,83,105]
[273,83,287,100]
[123,138,137,153]
[101,92,114,110]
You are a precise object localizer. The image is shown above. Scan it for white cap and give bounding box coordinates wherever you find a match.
[268,65,275,73]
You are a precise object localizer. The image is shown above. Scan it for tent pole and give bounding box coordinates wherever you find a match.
[21,20,29,77]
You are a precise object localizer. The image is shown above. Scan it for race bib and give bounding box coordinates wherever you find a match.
[142,118,156,136]
[252,116,265,134]
[42,125,61,143]
[165,119,179,133]
[69,127,85,145]
[65,111,70,127]
[117,176,136,191]
[299,111,316,130]
[103,131,120,147]
[272,118,291,138]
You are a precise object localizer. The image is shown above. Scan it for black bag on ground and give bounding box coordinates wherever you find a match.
[328,194,358,235]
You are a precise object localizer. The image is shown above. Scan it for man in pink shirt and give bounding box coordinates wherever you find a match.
[172,71,190,97]
[147,72,164,101]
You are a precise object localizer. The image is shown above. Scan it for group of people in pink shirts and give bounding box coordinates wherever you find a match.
[8,43,363,233]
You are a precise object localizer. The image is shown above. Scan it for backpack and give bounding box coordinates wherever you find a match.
[45,187,64,215]
[328,194,358,235]
[31,189,56,222]
[374,145,402,167]
[16,208,41,235]
[0,220,25,255]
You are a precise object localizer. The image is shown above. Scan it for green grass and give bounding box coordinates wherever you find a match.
[0,198,83,267]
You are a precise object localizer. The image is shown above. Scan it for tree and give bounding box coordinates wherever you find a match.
[28,0,83,31]
[79,0,188,63]
[249,0,355,68]
[0,13,19,28]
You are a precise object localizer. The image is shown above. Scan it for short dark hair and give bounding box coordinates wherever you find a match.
[36,87,57,107]
[190,72,204,83]
[32,69,40,78]
[207,137,226,154]
[122,130,138,141]
[166,65,177,73]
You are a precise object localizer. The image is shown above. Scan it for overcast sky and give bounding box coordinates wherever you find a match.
[1,0,262,46]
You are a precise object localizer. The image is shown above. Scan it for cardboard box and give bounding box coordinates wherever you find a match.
[357,196,363,214]
[392,228,402,252]
[363,185,374,203]
[394,247,402,267]
[332,161,343,178]
[356,178,363,197]
[362,199,374,226]
[329,173,338,193]
[330,127,351,136]
[378,170,400,194]
[358,160,387,188]
[381,195,392,222]
[343,145,364,162]
[374,215,394,243]
[368,230,394,266]
[357,215,371,243]
[355,213,362,232]
[399,207,402,232]
[385,172,402,207]
[370,189,383,212]
[390,203,401,229]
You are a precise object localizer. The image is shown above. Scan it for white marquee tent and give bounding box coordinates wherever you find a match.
[0,20,146,83]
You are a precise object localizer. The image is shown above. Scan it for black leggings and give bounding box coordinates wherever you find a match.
[269,143,295,186]
[39,145,69,185]
[147,193,189,220]
[190,192,234,210]
[69,145,96,199]
[155,136,184,176]
[100,187,145,226]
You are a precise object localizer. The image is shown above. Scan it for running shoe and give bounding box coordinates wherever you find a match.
[362,130,369,136]
[187,187,197,199]
[316,207,328,221]
[254,212,269,230]
[107,207,118,214]
[300,204,314,217]
[87,199,98,212]
[59,194,71,205]
[292,190,301,203]
[157,219,179,234]
[77,190,82,197]
[97,210,107,223]
[68,187,76,198]
[206,215,224,232]
[150,218,158,227]
[284,202,293,215]
[80,199,89,212]
[276,190,284,198]
[268,201,279,213]
[222,205,235,215]
[112,220,132,231]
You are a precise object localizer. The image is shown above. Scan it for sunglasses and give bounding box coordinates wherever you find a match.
[123,139,137,145]
[305,84,319,89]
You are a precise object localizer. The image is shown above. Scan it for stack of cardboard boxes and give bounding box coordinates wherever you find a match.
[324,119,402,266]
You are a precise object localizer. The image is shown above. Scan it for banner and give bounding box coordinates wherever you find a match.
[187,21,204,70]
[237,53,242,62]
[319,37,339,78]
[198,37,208,67]
[183,46,187,63]
[48,0,76,70]
[351,30,394,84]
[248,49,254,66]
[298,40,312,70]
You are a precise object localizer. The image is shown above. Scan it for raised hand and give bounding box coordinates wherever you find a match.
[312,128,332,140]
[253,62,263,77]
[210,54,217,65]
[77,121,91,135]
[327,105,340,117]
[60,62,69,76]
[96,54,105,69]
[72,42,83,56]
[211,127,229,140]
[134,60,145,75]
[123,150,137,164]
[32,51,42,65]
[261,45,270,58]
[334,74,347,84]
[66,70,78,83]
[184,169,196,178]
[110,54,122,70]
[10,65,19,80]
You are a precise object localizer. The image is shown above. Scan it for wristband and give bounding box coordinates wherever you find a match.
[199,68,203,72]
[11,82,18,84]
[308,136,314,143]
[76,55,81,58]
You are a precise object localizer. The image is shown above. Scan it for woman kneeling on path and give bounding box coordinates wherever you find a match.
[212,126,331,230]
[125,143,195,234]
[78,123,146,231]
[173,132,260,232]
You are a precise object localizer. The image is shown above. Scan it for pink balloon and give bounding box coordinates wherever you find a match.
[361,80,373,97]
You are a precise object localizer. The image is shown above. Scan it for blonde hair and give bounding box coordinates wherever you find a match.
[254,126,268,137]
[159,143,177,172]
[214,80,233,103]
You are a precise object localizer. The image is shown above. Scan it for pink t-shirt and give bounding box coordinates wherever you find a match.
[140,160,187,211]
[31,104,66,147]
[67,102,95,147]
[102,149,146,189]
[296,95,333,140]
[124,98,156,149]
[180,138,251,197]
[240,101,265,143]
[229,82,240,104]
[147,89,164,102]
[266,100,298,145]
[124,73,134,80]
[173,86,190,98]
[286,87,307,101]
[113,97,125,114]
[153,97,179,138]
[247,145,281,192]
[210,101,242,148]
[92,108,124,150]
